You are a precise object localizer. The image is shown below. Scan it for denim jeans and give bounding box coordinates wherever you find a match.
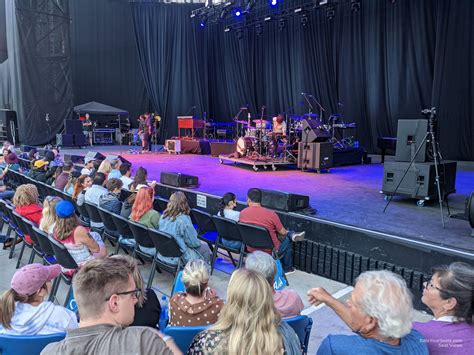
[221,238,242,250]
[0,190,15,200]
[278,235,293,272]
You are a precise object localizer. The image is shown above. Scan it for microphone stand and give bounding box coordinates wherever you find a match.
[232,107,246,140]
[301,93,314,114]
[310,95,326,124]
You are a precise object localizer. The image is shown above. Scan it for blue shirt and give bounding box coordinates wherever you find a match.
[108,169,122,179]
[317,329,428,355]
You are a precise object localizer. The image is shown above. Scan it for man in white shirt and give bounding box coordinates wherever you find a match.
[119,164,133,189]
[81,157,96,175]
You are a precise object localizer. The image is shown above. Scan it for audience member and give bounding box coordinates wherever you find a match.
[239,188,305,274]
[217,192,242,249]
[97,159,112,178]
[413,262,473,355]
[189,269,300,354]
[84,172,107,205]
[63,171,81,195]
[129,186,160,255]
[41,257,178,355]
[99,178,123,215]
[112,255,162,329]
[158,191,211,265]
[0,165,14,199]
[53,200,106,267]
[39,196,63,235]
[54,161,74,191]
[28,159,50,182]
[120,191,136,218]
[80,157,96,176]
[5,152,20,171]
[0,264,78,335]
[108,159,122,179]
[129,166,149,191]
[50,166,63,187]
[169,259,224,327]
[119,164,133,188]
[246,251,304,318]
[72,174,92,206]
[12,184,42,244]
[308,270,428,354]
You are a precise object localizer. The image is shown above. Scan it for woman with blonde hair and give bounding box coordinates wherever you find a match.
[39,196,62,235]
[9,184,42,246]
[169,259,224,326]
[97,159,112,178]
[111,255,162,328]
[158,191,211,265]
[189,269,300,354]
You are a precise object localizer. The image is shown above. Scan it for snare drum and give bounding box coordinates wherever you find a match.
[237,136,255,156]
[245,128,258,138]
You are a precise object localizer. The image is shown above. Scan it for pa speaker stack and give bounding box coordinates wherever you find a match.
[382,119,457,202]
[160,172,199,188]
[297,117,332,172]
[61,119,85,147]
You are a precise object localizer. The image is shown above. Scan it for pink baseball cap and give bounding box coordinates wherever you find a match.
[11,264,61,295]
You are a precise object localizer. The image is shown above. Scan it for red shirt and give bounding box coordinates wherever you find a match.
[15,203,43,244]
[239,205,284,252]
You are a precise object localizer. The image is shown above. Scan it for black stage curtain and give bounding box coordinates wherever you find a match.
[128,0,472,159]
[70,0,148,126]
[130,3,208,140]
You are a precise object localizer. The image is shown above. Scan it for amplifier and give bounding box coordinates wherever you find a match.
[297,142,333,171]
[165,140,181,154]
[260,189,310,212]
[160,172,198,188]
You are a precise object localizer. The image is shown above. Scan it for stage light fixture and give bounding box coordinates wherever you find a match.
[200,16,208,27]
[270,0,278,7]
[245,0,256,13]
[351,0,360,12]
[224,26,232,33]
[319,0,329,5]
[294,7,303,13]
[326,7,335,20]
[301,13,309,26]
[278,18,286,30]
[234,8,242,17]
[264,16,272,22]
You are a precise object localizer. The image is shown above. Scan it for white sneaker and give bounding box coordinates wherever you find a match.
[291,231,306,242]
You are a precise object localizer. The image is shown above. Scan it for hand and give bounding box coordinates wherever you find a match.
[307,287,333,306]
[149,180,157,188]
[204,287,216,299]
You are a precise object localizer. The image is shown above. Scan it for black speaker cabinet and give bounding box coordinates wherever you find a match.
[63,154,85,164]
[297,142,333,171]
[260,189,310,212]
[105,154,131,166]
[395,119,429,163]
[382,161,457,201]
[74,134,87,147]
[64,119,83,135]
[60,134,74,147]
[0,109,20,144]
[160,172,199,188]
[85,151,106,161]
[301,118,331,143]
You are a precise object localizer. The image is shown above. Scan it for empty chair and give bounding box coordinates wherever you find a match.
[96,206,121,254]
[128,219,156,264]
[109,212,135,252]
[163,326,208,354]
[284,315,314,354]
[191,208,218,246]
[11,212,35,268]
[73,201,90,226]
[0,333,66,355]
[148,228,184,289]
[153,197,169,213]
[210,215,245,274]
[32,226,57,266]
[15,217,44,268]
[83,202,104,234]
[7,209,25,260]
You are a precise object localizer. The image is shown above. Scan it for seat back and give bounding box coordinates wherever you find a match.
[32,226,55,256]
[153,197,169,213]
[128,220,154,248]
[0,332,66,355]
[284,315,313,354]
[97,206,118,232]
[191,208,216,234]
[84,203,102,225]
[21,218,40,246]
[48,236,79,270]
[163,326,208,354]
[148,229,183,258]
[10,211,26,237]
[75,202,90,220]
[212,215,242,242]
[237,222,275,250]
[110,213,133,238]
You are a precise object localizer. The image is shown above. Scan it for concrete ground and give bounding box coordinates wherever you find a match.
[1,226,432,353]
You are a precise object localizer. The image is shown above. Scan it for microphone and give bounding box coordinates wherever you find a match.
[337,102,344,107]
[240,106,248,110]
[45,113,50,122]
[301,92,307,95]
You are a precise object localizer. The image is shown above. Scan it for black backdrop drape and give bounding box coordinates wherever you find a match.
[128,0,472,160]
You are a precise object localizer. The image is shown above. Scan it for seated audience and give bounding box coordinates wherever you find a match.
[50,166,63,187]
[158,191,211,265]
[28,159,50,182]
[245,251,304,318]
[108,159,122,179]
[41,257,178,355]
[72,174,92,206]
[239,188,305,274]
[54,161,74,191]
[217,192,242,249]
[169,259,224,327]
[0,263,78,335]
[39,196,63,235]
[189,269,300,354]
[11,184,42,245]
[4,152,20,171]
[129,186,160,255]
[129,166,151,191]
[99,178,123,215]
[84,172,107,205]
[112,255,162,329]
[308,270,428,354]
[121,191,136,218]
[53,200,106,267]
[0,165,14,200]
[413,262,473,355]
[97,159,112,178]
[80,157,96,176]
[63,171,81,195]
[43,147,62,168]
[119,163,133,188]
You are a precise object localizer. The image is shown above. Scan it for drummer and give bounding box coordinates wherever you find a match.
[272,113,287,135]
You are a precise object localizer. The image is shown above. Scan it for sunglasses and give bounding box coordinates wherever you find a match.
[105,288,142,301]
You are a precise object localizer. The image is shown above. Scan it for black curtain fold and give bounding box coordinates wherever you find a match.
[128,0,472,159]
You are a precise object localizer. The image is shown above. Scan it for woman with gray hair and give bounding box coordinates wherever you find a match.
[413,262,473,355]
[308,270,428,354]
[245,251,303,318]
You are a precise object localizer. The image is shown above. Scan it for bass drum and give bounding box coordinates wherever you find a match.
[236,137,255,156]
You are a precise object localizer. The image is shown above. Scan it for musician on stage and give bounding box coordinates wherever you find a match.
[82,113,93,146]
[271,113,287,157]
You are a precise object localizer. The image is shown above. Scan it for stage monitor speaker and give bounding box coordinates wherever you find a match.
[63,154,85,164]
[105,154,132,166]
[160,172,198,188]
[60,134,74,147]
[297,142,333,171]
[85,151,106,161]
[0,109,20,144]
[382,161,457,200]
[64,119,83,135]
[395,119,429,163]
[20,144,37,153]
[74,134,86,147]
[301,118,331,143]
[260,189,310,212]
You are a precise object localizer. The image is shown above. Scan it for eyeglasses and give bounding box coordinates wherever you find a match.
[423,280,446,293]
[105,288,142,301]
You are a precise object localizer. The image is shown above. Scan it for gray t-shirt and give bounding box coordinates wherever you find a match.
[41,324,173,355]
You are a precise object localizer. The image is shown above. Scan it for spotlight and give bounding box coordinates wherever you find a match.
[278,18,286,30]
[264,16,272,22]
[294,8,303,13]
[234,9,242,17]
[270,0,278,7]
[351,0,360,12]
[224,26,232,33]
[326,7,335,20]
[245,0,256,13]
[200,16,208,27]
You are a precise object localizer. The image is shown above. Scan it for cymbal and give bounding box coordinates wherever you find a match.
[288,114,303,121]
[253,119,269,124]
[304,113,319,117]
[235,120,248,124]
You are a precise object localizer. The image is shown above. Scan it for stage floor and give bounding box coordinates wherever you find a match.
[63,145,474,253]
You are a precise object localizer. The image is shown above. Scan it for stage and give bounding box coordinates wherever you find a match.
[62,145,474,253]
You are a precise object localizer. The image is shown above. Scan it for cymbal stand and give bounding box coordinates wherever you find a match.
[232,107,246,140]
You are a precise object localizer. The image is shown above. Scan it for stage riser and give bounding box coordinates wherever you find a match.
[155,183,471,309]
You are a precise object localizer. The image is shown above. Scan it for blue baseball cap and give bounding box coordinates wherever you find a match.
[55,200,75,219]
